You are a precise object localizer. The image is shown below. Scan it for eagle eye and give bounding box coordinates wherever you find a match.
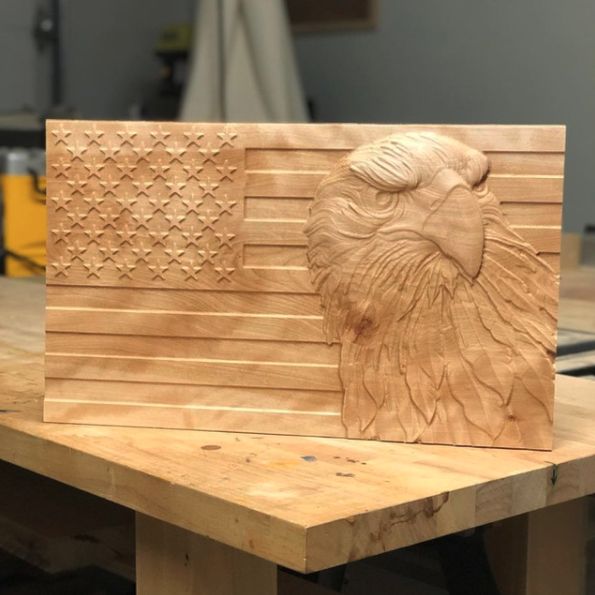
[474,180,488,195]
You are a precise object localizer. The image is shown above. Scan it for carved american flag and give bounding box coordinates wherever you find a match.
[45,121,565,448]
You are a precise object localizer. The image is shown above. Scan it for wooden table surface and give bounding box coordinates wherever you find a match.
[1,274,595,574]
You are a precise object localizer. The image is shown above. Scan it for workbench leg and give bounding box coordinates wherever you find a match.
[485,498,587,595]
[135,513,278,595]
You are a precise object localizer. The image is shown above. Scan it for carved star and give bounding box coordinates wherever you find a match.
[182,163,204,181]
[66,176,89,195]
[215,160,237,181]
[197,244,218,265]
[51,157,71,178]
[51,125,72,146]
[50,257,71,276]
[67,208,90,227]
[117,128,137,145]
[214,229,236,249]
[84,259,104,278]
[84,156,106,178]
[132,243,153,262]
[132,181,154,197]
[181,228,203,248]
[98,243,120,261]
[82,191,106,212]
[148,260,169,280]
[98,208,121,228]
[198,178,219,199]
[150,127,171,146]
[216,130,237,148]
[132,209,154,229]
[116,157,137,178]
[84,124,105,145]
[214,263,235,282]
[198,209,219,232]
[148,230,170,246]
[99,145,121,161]
[181,195,204,216]
[164,243,185,264]
[165,179,187,197]
[51,224,71,243]
[164,213,187,231]
[66,141,88,161]
[215,195,237,216]
[198,144,220,164]
[99,175,121,196]
[49,191,72,211]
[67,240,88,260]
[84,225,105,243]
[181,262,203,280]
[183,129,205,148]
[115,193,138,212]
[149,160,171,179]
[132,142,153,162]
[116,261,137,278]
[165,141,187,164]
[148,196,171,214]
[116,226,137,245]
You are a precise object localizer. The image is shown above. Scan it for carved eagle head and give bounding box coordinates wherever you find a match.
[348,133,488,277]
[305,132,490,344]
[304,132,557,447]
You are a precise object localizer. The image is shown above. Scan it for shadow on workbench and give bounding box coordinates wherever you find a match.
[0,550,133,595]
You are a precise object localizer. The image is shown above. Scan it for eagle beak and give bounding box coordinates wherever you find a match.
[422,171,484,278]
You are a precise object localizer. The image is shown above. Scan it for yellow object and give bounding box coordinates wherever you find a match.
[156,23,192,54]
[0,149,46,277]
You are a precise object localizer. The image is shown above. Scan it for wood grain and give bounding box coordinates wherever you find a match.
[136,513,277,595]
[4,276,595,573]
[44,121,565,449]
[485,499,588,595]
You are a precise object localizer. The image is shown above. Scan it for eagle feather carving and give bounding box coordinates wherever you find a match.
[304,132,557,448]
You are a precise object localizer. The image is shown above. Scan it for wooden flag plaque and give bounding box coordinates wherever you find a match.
[45,121,565,449]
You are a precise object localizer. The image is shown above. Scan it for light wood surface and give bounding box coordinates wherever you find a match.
[2,277,595,572]
[136,513,277,595]
[136,513,332,595]
[44,121,565,449]
[486,499,587,595]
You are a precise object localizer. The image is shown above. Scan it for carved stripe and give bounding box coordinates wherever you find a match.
[46,354,341,391]
[46,332,339,363]
[245,172,564,202]
[245,149,564,176]
[244,197,562,227]
[242,220,560,253]
[43,399,344,435]
[240,124,565,151]
[46,286,322,314]
[46,308,327,342]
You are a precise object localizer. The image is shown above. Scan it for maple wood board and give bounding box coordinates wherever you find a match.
[4,277,595,573]
[44,121,565,449]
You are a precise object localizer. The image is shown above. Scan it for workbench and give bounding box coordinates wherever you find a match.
[1,274,594,594]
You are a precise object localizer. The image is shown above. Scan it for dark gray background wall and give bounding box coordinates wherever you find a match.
[0,0,194,116]
[1,0,593,231]
[60,0,194,119]
[0,1,45,112]
[294,0,595,233]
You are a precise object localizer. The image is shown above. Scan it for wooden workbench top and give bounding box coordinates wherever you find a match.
[1,276,594,573]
